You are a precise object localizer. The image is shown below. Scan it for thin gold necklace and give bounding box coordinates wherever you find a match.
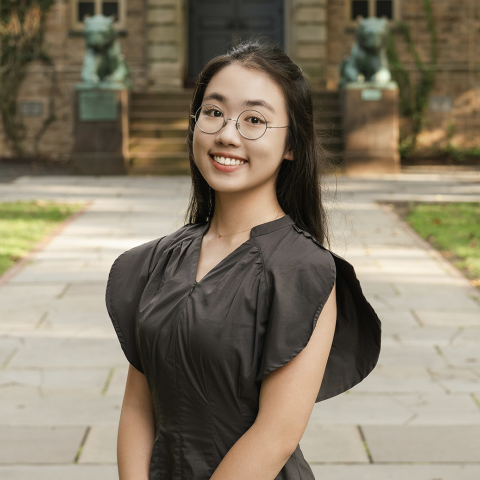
[210,212,285,238]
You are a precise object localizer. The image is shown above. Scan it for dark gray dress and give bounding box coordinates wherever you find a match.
[106,214,381,480]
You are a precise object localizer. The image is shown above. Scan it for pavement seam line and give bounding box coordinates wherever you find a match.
[34,311,49,329]
[357,426,373,463]
[56,283,72,299]
[102,368,115,396]
[471,394,480,411]
[74,426,92,463]
[1,346,20,370]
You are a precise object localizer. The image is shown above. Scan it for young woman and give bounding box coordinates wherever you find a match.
[106,39,381,480]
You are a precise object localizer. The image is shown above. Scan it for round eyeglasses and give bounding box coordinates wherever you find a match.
[191,104,289,140]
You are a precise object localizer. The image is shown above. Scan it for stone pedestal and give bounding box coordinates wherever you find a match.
[341,82,400,175]
[72,89,129,175]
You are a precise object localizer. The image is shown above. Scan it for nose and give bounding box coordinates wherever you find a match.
[215,117,242,146]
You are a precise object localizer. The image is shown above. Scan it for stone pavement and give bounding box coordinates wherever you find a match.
[0,172,479,479]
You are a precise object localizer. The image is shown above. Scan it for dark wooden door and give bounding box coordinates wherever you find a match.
[187,0,284,82]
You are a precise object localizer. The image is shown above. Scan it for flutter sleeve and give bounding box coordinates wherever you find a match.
[105,237,165,374]
[255,234,381,402]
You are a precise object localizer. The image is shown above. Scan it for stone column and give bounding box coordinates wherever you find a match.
[291,0,327,89]
[146,0,185,90]
[341,82,400,175]
[72,89,129,175]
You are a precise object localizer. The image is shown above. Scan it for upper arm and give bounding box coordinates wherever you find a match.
[255,280,337,452]
[122,364,155,413]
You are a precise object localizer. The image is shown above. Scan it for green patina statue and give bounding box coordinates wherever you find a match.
[78,15,132,89]
[339,17,392,88]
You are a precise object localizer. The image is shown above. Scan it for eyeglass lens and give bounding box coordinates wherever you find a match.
[195,104,267,139]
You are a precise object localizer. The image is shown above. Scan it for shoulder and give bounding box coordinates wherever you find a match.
[111,221,205,275]
[255,222,336,283]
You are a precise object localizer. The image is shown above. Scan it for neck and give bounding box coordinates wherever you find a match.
[210,184,285,235]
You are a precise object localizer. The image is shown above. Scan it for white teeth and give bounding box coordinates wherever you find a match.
[212,155,246,166]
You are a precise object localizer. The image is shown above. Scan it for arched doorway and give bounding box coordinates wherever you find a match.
[187,0,284,84]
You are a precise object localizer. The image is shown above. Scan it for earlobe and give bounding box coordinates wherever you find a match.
[284,149,294,161]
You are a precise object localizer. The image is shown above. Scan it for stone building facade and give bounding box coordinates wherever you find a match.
[0,0,479,161]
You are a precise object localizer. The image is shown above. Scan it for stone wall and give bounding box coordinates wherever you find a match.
[146,0,185,90]
[0,0,148,160]
[291,0,327,89]
[327,0,480,152]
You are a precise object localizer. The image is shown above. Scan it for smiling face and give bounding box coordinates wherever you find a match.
[192,63,293,194]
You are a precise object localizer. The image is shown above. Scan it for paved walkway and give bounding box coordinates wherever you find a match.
[0,173,479,479]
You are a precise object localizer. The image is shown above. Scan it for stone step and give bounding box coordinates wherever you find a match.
[128,155,191,175]
[130,111,190,120]
[131,91,193,101]
[129,164,191,175]
[130,129,188,139]
[127,89,344,174]
[130,120,189,129]
[129,151,189,160]
[131,98,191,108]
[129,138,187,153]
[131,105,191,114]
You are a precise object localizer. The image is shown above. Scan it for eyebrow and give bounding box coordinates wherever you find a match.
[203,92,276,114]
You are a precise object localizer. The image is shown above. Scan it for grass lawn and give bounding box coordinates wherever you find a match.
[0,200,85,277]
[390,202,480,287]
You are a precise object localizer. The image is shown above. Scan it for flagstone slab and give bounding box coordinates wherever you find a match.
[0,395,123,425]
[452,328,480,346]
[377,293,479,311]
[395,326,460,346]
[414,309,480,327]
[0,426,86,464]
[0,465,118,480]
[42,312,111,328]
[64,284,110,296]
[0,369,41,388]
[392,393,480,425]
[10,270,109,284]
[105,367,128,397]
[376,345,447,368]
[311,394,412,425]
[0,338,22,366]
[440,346,480,368]
[349,365,443,394]
[79,425,117,463]
[7,338,126,369]
[310,464,480,479]
[362,425,480,462]
[42,369,111,396]
[0,309,47,328]
[0,284,66,307]
[300,425,368,463]
[429,367,480,393]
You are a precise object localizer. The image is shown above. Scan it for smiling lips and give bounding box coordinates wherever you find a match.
[211,154,247,166]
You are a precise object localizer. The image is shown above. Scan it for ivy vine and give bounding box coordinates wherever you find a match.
[0,0,55,157]
[386,0,438,158]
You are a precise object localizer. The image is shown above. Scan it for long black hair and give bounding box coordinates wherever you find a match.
[185,37,332,247]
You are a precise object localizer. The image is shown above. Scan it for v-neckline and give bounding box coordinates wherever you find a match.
[192,214,293,286]
[193,221,254,286]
